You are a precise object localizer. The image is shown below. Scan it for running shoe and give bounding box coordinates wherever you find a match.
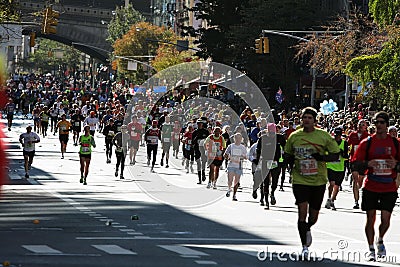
[79,176,83,183]
[226,190,231,197]
[325,199,331,209]
[166,164,169,168]
[213,183,217,190]
[115,170,118,177]
[252,190,257,199]
[330,202,336,211]
[83,179,87,185]
[270,195,276,205]
[377,240,386,257]
[151,167,155,173]
[353,202,360,209]
[367,249,376,261]
[206,182,211,189]
[120,175,124,179]
[301,247,309,261]
[232,195,237,201]
[160,160,164,166]
[25,173,29,179]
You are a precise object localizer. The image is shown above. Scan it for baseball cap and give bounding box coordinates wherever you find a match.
[334,127,343,135]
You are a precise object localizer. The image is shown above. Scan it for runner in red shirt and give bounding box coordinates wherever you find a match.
[347,119,369,209]
[127,115,143,165]
[352,111,400,261]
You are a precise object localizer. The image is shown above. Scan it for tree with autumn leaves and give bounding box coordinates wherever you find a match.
[296,1,400,111]
[112,21,197,84]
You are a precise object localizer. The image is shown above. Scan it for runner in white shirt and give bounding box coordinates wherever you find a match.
[19,125,41,179]
[84,111,99,136]
[224,133,247,201]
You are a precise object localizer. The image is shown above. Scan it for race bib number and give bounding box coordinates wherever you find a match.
[81,147,90,152]
[117,127,121,132]
[373,160,392,176]
[187,140,192,145]
[74,122,80,127]
[163,138,170,143]
[130,131,138,137]
[147,136,158,144]
[108,131,115,136]
[353,145,359,153]
[266,160,278,169]
[116,147,123,153]
[299,159,318,176]
[60,126,66,131]
[212,142,220,152]
[185,144,191,150]
[174,133,180,139]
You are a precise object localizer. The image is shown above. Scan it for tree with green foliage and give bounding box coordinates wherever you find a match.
[107,3,145,44]
[24,39,80,74]
[0,0,20,23]
[369,0,400,27]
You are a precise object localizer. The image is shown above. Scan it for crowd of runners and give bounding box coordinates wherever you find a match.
[3,73,400,261]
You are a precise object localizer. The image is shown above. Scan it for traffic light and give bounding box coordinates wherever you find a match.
[29,32,36,47]
[255,38,262,54]
[42,7,60,34]
[262,37,269,54]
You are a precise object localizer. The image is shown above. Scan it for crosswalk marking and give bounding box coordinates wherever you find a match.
[195,260,218,265]
[23,245,62,254]
[92,245,137,255]
[158,245,208,257]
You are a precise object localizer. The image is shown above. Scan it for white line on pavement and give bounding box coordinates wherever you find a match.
[92,245,137,255]
[158,245,209,257]
[22,245,62,254]
[195,260,218,265]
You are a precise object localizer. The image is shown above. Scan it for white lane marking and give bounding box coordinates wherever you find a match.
[22,245,62,254]
[94,216,107,219]
[127,232,143,235]
[99,219,112,222]
[119,229,136,232]
[112,225,127,228]
[158,245,209,256]
[195,261,217,265]
[92,245,137,255]
[84,211,95,214]
[76,237,267,242]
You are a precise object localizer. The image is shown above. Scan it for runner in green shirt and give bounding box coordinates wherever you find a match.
[284,107,340,258]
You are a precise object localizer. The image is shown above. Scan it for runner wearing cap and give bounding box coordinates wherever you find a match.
[351,111,400,261]
[325,127,349,211]
[144,120,161,172]
[79,125,96,185]
[19,125,40,179]
[84,111,99,136]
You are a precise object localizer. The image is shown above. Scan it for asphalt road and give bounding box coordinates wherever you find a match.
[1,116,400,267]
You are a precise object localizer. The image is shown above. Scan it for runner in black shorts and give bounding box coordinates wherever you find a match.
[284,107,340,258]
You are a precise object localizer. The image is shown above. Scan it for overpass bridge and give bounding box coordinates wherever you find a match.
[17,0,151,63]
